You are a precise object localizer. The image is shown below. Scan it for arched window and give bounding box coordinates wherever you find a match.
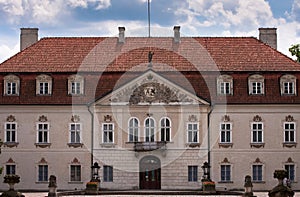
[145,117,155,142]
[160,117,171,142]
[128,117,139,142]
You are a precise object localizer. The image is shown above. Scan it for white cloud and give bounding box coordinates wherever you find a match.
[0,43,19,63]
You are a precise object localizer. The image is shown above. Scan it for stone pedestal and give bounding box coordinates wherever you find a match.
[269,170,294,197]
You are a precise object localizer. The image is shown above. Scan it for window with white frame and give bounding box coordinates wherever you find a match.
[128,118,139,142]
[160,117,171,142]
[145,117,155,142]
[70,123,81,144]
[6,164,16,175]
[70,165,81,182]
[103,166,113,182]
[217,75,233,95]
[5,122,17,143]
[38,165,48,182]
[284,122,296,143]
[285,164,295,181]
[280,75,296,95]
[248,74,264,95]
[68,75,84,95]
[220,123,232,143]
[102,123,114,143]
[220,164,231,182]
[36,74,52,95]
[187,123,198,143]
[4,75,20,96]
[188,166,198,182]
[37,123,49,143]
[252,164,263,182]
[251,122,264,143]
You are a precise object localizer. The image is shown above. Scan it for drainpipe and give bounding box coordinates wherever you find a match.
[207,103,214,180]
[87,103,94,179]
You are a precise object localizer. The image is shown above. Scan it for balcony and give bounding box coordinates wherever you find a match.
[133,141,167,152]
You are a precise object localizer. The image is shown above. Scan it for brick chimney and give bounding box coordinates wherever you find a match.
[259,27,277,49]
[173,26,180,43]
[20,28,39,51]
[118,27,125,43]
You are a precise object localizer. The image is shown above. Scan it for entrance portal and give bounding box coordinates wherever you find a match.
[139,156,161,189]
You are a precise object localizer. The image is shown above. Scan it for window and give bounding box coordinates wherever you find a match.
[4,75,20,96]
[102,123,114,143]
[37,123,49,143]
[280,75,296,95]
[70,123,81,143]
[251,123,263,143]
[38,165,48,182]
[221,165,231,182]
[145,117,155,142]
[248,74,264,95]
[5,123,17,143]
[285,164,295,181]
[6,165,16,175]
[36,74,52,95]
[103,166,113,182]
[284,122,296,143]
[128,118,139,142]
[252,165,263,182]
[160,117,171,142]
[220,123,232,143]
[70,165,81,182]
[187,123,198,143]
[68,75,84,95]
[217,75,233,95]
[188,166,198,182]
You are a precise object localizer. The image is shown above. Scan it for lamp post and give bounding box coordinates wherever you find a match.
[91,162,100,181]
[201,161,211,181]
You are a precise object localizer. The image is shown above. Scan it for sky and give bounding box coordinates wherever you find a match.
[0,0,300,63]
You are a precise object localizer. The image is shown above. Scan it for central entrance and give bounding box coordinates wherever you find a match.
[139,156,161,189]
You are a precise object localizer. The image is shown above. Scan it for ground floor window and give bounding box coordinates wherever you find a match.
[188,166,198,182]
[38,165,48,182]
[285,164,295,181]
[6,164,16,175]
[252,165,263,182]
[103,166,113,182]
[70,165,81,182]
[220,165,231,182]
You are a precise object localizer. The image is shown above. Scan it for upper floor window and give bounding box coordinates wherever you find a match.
[284,122,296,143]
[145,117,155,142]
[187,123,198,143]
[251,122,264,143]
[5,122,17,143]
[68,75,84,95]
[102,123,114,143]
[128,117,139,142]
[220,123,232,143]
[37,123,50,144]
[4,74,20,96]
[248,74,264,95]
[280,75,297,95]
[217,75,233,95]
[69,123,81,144]
[160,117,171,142]
[36,74,52,95]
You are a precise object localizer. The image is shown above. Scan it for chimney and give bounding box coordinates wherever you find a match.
[259,27,277,49]
[118,27,125,43]
[173,26,180,43]
[20,28,39,51]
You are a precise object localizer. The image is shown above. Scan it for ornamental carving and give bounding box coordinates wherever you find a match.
[222,115,230,122]
[188,115,197,122]
[222,158,229,163]
[254,158,261,163]
[285,115,294,122]
[287,157,293,163]
[253,115,262,122]
[104,115,112,122]
[6,115,16,122]
[71,115,80,123]
[38,115,48,122]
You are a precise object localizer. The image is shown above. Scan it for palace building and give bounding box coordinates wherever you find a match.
[0,26,299,191]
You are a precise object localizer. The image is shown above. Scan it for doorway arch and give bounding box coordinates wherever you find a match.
[139,155,161,189]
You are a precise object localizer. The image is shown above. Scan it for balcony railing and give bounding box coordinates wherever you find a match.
[133,141,166,152]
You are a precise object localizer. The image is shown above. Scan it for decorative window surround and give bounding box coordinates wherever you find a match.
[160,117,171,142]
[219,117,233,148]
[102,123,114,144]
[4,116,18,147]
[4,74,20,96]
[128,117,139,142]
[283,119,297,148]
[250,116,264,148]
[217,75,233,95]
[280,74,297,96]
[68,120,83,148]
[36,74,52,95]
[68,75,84,96]
[252,158,265,183]
[248,74,264,95]
[35,121,51,148]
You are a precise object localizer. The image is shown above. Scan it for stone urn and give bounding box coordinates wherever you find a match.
[268,170,294,197]
[0,174,24,197]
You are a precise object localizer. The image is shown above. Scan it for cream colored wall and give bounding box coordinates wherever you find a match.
[210,104,300,191]
[0,105,92,191]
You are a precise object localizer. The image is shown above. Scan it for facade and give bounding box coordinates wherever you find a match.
[0,26,299,191]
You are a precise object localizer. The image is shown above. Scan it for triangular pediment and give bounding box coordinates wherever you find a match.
[95,70,209,106]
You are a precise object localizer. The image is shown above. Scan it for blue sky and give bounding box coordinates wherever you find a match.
[0,0,300,63]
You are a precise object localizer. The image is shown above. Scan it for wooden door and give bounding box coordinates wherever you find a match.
[139,156,161,189]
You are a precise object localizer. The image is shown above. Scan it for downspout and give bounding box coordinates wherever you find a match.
[207,103,214,180]
[87,103,94,179]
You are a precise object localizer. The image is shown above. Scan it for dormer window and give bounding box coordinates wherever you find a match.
[217,75,233,95]
[4,74,20,96]
[280,74,296,95]
[36,74,52,95]
[68,75,84,95]
[248,74,264,95]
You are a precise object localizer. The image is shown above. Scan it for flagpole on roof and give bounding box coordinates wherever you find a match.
[148,0,151,37]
